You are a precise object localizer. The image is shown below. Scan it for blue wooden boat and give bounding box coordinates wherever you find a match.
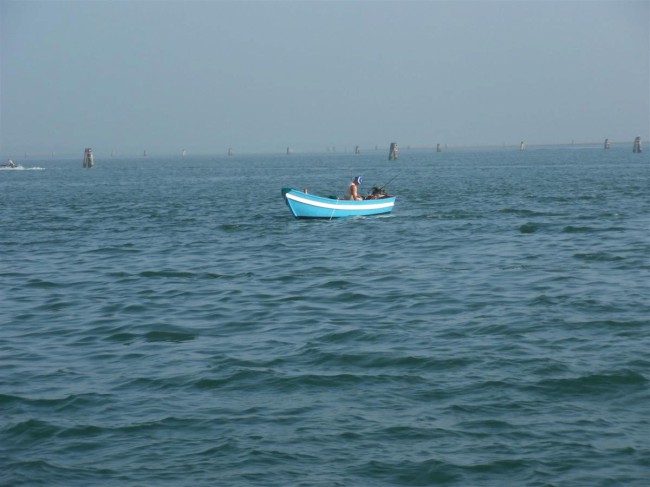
[282,188,396,219]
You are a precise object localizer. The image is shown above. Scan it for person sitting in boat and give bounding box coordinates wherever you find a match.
[345,176,363,200]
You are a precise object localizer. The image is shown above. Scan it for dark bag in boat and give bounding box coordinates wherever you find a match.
[365,186,391,200]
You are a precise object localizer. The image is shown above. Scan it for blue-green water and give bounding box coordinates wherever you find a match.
[1,147,648,486]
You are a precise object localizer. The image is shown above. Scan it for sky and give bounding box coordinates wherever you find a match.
[1,0,648,156]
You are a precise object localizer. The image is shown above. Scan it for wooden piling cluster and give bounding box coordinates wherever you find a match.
[82,148,94,168]
[388,142,398,160]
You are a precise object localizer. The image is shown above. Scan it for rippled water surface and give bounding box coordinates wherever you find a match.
[1,148,649,486]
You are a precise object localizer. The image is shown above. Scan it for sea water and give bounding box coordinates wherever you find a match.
[1,147,648,486]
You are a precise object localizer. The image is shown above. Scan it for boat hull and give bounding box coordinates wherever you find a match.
[282,188,396,219]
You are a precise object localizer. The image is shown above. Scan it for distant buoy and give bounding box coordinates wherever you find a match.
[633,136,642,153]
[519,141,525,151]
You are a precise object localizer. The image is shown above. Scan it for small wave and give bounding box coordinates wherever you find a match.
[133,270,236,280]
[462,458,531,476]
[105,332,138,343]
[3,418,60,441]
[501,208,564,217]
[518,221,556,233]
[194,376,236,389]
[435,210,484,220]
[274,372,377,390]
[200,272,227,279]
[573,252,625,262]
[314,328,369,344]
[562,225,598,233]
[353,458,461,484]
[1,459,92,486]
[25,278,60,289]
[519,223,538,233]
[570,319,649,332]
[219,223,247,232]
[116,376,189,392]
[144,329,196,343]
[305,348,471,372]
[123,303,147,313]
[57,424,105,439]
[197,370,374,393]
[0,392,108,411]
[321,278,354,289]
[330,290,373,303]
[533,370,647,396]
[455,418,515,431]
[34,300,74,312]
[139,270,197,279]
[87,245,139,255]
[114,416,197,434]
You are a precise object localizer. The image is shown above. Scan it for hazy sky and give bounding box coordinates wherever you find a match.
[1,0,648,156]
